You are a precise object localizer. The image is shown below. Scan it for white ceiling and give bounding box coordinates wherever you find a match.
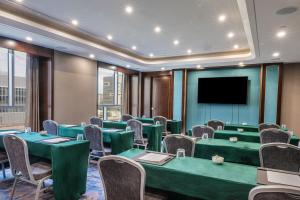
[0,0,299,71]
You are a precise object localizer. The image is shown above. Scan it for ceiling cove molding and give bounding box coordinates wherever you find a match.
[0,0,255,68]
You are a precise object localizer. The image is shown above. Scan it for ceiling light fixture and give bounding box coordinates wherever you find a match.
[272,52,280,57]
[239,62,245,67]
[110,66,116,70]
[227,32,235,38]
[107,35,113,40]
[187,49,192,54]
[125,5,133,14]
[218,14,227,22]
[233,44,239,49]
[89,54,95,59]
[25,36,33,42]
[6,40,16,47]
[131,45,137,50]
[173,40,179,46]
[154,26,161,33]
[71,19,78,26]
[149,53,154,57]
[196,65,203,69]
[276,30,286,38]
[161,67,165,70]
[126,64,130,68]
[15,0,23,2]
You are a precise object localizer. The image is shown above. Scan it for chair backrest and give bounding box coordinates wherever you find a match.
[98,155,145,200]
[249,185,300,200]
[127,119,144,143]
[84,125,104,152]
[260,128,291,144]
[207,120,224,131]
[90,116,103,127]
[259,143,300,172]
[3,135,34,181]
[163,134,195,157]
[43,120,59,135]
[192,125,215,138]
[153,116,168,132]
[259,123,280,131]
[122,114,134,122]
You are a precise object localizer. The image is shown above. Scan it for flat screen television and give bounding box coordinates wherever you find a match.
[198,76,248,104]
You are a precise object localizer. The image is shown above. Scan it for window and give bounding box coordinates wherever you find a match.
[97,67,124,120]
[0,47,27,129]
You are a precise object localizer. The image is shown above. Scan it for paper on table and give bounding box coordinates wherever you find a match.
[267,171,300,187]
[42,137,71,144]
[143,123,152,126]
[103,128,121,133]
[64,125,77,128]
[138,153,170,162]
[0,131,18,135]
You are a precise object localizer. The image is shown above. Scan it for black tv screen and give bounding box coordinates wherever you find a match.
[198,77,248,104]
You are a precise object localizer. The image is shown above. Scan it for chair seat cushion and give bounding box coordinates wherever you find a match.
[31,162,52,180]
[0,151,8,162]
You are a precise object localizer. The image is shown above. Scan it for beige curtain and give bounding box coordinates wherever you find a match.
[122,74,130,115]
[25,56,40,131]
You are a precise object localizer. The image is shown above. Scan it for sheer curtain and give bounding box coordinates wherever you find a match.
[25,55,40,131]
[122,74,130,115]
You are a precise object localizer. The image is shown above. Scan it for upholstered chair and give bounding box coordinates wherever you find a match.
[260,128,291,144]
[259,123,280,132]
[89,116,103,127]
[0,151,8,178]
[42,120,59,135]
[153,116,170,136]
[122,114,134,122]
[127,119,148,149]
[192,125,215,138]
[207,120,225,131]
[249,185,300,200]
[163,134,195,157]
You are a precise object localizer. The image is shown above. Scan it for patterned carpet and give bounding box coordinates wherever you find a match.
[0,162,104,200]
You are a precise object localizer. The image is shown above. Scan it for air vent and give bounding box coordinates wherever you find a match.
[276,6,298,15]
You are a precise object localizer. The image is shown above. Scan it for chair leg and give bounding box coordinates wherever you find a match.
[34,181,43,200]
[1,163,6,179]
[10,178,18,200]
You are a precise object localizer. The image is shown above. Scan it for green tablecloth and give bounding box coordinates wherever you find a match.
[188,129,299,146]
[224,124,288,132]
[120,149,257,200]
[0,132,89,200]
[195,139,261,166]
[59,125,133,154]
[103,121,163,151]
[136,118,182,134]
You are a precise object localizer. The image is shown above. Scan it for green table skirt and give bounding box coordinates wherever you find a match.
[0,132,89,200]
[188,129,299,146]
[136,118,182,134]
[120,149,257,200]
[103,121,163,151]
[59,125,133,154]
[195,139,261,166]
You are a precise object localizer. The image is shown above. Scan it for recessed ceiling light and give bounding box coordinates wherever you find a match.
[107,34,113,40]
[126,64,130,68]
[187,49,192,54]
[227,32,235,38]
[6,40,16,47]
[218,14,226,22]
[149,53,154,57]
[272,52,280,57]
[239,62,245,67]
[196,65,203,69]
[110,66,116,70]
[89,54,95,59]
[161,67,165,70]
[71,19,78,26]
[25,36,33,42]
[276,30,286,38]
[131,45,137,50]
[125,5,133,14]
[233,44,239,49]
[15,0,23,2]
[173,40,179,46]
[154,26,161,33]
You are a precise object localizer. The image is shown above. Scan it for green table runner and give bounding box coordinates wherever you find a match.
[188,129,299,146]
[136,118,182,134]
[195,139,261,166]
[59,125,133,154]
[0,132,89,200]
[103,121,163,151]
[120,149,257,200]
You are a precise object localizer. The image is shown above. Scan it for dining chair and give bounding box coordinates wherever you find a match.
[163,134,195,157]
[207,120,225,131]
[90,116,103,127]
[98,155,146,200]
[127,119,148,149]
[192,125,214,138]
[3,134,52,200]
[42,120,59,135]
[153,116,170,136]
[84,125,110,160]
[259,123,280,131]
[122,114,134,122]
[260,128,291,144]
[0,151,8,178]
[259,143,300,172]
[249,185,300,200]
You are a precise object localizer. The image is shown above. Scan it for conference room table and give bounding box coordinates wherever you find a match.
[59,125,133,154]
[194,138,261,166]
[136,117,182,134]
[223,123,288,132]
[0,131,89,200]
[103,121,163,151]
[120,149,257,200]
[188,129,299,146]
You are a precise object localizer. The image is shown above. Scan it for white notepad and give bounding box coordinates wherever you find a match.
[138,153,170,162]
[42,137,71,144]
[64,125,76,128]
[103,129,120,133]
[0,131,18,135]
[267,171,300,187]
